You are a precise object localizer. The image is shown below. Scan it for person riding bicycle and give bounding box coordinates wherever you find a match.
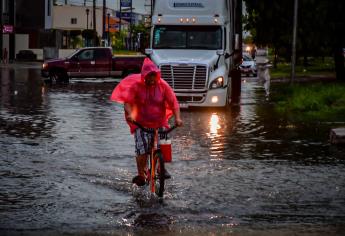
[110,58,183,186]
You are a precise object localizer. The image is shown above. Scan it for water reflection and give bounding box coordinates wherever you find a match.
[0,68,52,139]
[209,113,220,135]
[0,67,14,106]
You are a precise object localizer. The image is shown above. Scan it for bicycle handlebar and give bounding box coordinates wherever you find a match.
[130,120,177,134]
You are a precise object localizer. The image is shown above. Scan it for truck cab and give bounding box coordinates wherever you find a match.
[146,0,235,107]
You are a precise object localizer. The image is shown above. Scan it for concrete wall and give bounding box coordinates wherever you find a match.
[15,34,29,56]
[52,5,105,37]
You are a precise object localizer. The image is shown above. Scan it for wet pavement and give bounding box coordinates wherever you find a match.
[1,66,345,235]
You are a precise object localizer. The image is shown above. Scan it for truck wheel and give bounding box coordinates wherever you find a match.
[49,70,69,84]
[49,71,59,84]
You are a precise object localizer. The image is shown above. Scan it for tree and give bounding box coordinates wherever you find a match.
[244,0,293,68]
[131,23,150,52]
[112,30,128,50]
[244,0,345,80]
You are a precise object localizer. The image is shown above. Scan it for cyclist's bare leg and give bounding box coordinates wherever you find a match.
[136,154,147,177]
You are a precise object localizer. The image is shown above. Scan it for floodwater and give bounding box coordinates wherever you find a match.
[1,65,345,235]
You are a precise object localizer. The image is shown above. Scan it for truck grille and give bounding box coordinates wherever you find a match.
[177,95,205,102]
[160,64,208,91]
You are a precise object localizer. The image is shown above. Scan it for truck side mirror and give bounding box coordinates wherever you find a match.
[145,48,153,55]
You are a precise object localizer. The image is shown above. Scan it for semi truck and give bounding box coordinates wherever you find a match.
[146,0,241,107]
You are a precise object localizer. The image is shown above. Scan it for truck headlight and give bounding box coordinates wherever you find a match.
[210,76,224,89]
[42,63,48,69]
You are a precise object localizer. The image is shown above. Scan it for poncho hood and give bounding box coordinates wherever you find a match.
[141,57,161,84]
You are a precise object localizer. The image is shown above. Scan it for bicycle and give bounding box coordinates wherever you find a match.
[131,120,176,198]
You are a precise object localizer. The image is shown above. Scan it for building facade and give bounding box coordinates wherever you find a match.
[1,1,143,61]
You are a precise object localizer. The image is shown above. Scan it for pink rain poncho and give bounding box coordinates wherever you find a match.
[110,58,179,133]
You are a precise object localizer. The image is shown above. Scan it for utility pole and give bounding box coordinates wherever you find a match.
[290,0,299,84]
[9,0,15,62]
[102,0,106,42]
[144,0,154,24]
[151,0,153,19]
[119,2,122,31]
[0,0,3,62]
[230,0,242,105]
[93,0,96,46]
[130,0,133,50]
[107,13,110,46]
[86,8,90,46]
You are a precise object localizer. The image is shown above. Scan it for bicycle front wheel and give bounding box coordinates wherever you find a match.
[151,151,165,197]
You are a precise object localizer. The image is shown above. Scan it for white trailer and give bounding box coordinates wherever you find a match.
[146,0,237,107]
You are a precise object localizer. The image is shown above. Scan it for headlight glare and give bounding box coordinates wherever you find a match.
[210,76,224,89]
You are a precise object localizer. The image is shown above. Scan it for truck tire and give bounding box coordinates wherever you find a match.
[49,69,69,84]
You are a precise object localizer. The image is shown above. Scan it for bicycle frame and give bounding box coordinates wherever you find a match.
[131,120,176,197]
[149,129,158,193]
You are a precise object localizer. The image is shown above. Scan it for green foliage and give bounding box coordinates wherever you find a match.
[244,0,345,80]
[131,23,150,51]
[70,36,82,49]
[272,83,345,121]
[270,57,335,79]
[113,50,139,55]
[131,23,149,37]
[112,30,128,50]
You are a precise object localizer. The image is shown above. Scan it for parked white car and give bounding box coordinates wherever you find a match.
[240,53,257,77]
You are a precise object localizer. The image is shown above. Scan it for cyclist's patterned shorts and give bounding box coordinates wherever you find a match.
[134,127,168,155]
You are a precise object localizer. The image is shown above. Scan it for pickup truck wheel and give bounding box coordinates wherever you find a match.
[49,70,69,84]
[49,71,59,83]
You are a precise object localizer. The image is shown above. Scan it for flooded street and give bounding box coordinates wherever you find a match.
[1,65,345,235]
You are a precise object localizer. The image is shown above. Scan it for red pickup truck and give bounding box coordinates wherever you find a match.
[41,47,145,83]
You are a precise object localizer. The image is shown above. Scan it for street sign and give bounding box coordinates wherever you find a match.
[2,25,14,34]
[120,0,131,8]
[116,12,132,19]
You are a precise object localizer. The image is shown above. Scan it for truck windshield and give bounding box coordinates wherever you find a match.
[153,25,222,50]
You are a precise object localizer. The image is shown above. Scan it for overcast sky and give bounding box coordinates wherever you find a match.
[57,0,149,14]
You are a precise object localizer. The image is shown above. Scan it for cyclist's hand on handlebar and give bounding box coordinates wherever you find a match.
[175,118,183,127]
